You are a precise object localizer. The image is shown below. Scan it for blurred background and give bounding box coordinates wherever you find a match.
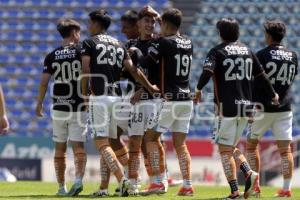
[0,0,300,187]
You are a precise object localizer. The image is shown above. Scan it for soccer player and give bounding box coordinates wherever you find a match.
[124,6,165,195]
[121,9,139,40]
[140,8,194,196]
[246,20,298,197]
[36,18,87,196]
[194,18,279,199]
[0,84,9,134]
[80,9,159,197]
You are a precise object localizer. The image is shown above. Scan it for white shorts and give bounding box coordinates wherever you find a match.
[115,97,131,132]
[52,110,88,143]
[154,100,193,134]
[248,111,293,141]
[128,99,162,136]
[89,96,122,139]
[213,117,248,146]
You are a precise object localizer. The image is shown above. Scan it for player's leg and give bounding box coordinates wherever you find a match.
[246,112,273,196]
[218,144,240,198]
[54,142,68,196]
[169,101,194,196]
[90,97,129,196]
[215,117,255,199]
[52,110,69,196]
[68,141,86,196]
[110,127,129,174]
[142,129,165,194]
[128,135,143,194]
[172,132,193,196]
[90,156,110,197]
[68,112,88,196]
[273,111,293,197]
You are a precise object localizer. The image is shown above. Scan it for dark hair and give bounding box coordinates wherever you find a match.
[161,8,182,29]
[216,18,239,42]
[89,9,111,31]
[263,20,286,42]
[57,18,80,38]
[121,10,138,25]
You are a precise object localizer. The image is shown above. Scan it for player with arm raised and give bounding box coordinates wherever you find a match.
[141,8,194,196]
[35,18,87,197]
[194,18,279,199]
[246,20,298,198]
[80,9,158,197]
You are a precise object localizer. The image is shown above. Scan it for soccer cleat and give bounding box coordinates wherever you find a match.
[244,171,259,199]
[119,178,130,197]
[223,192,243,199]
[168,177,183,187]
[68,182,83,196]
[140,183,166,195]
[177,186,194,196]
[56,186,68,196]
[252,181,261,198]
[90,189,109,198]
[128,184,140,196]
[275,189,292,197]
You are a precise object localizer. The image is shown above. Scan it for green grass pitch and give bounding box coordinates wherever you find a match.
[0,181,299,199]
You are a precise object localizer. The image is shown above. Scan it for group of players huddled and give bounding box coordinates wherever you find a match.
[35,5,297,200]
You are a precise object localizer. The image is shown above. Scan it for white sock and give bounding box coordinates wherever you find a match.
[149,176,155,184]
[154,175,162,184]
[100,188,108,193]
[161,171,168,182]
[283,178,292,191]
[183,179,192,188]
[75,176,82,185]
[123,165,129,178]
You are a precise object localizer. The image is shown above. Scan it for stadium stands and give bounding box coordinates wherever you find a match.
[0,0,170,136]
[0,0,299,138]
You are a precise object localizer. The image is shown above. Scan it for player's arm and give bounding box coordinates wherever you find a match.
[123,58,159,95]
[36,73,51,117]
[0,84,9,134]
[81,55,90,99]
[80,39,93,110]
[252,52,279,105]
[194,49,217,103]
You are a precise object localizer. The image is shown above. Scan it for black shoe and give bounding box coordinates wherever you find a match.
[223,192,243,199]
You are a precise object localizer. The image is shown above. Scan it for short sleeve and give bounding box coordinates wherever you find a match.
[81,39,93,56]
[293,51,298,76]
[42,54,53,74]
[251,51,264,77]
[203,48,217,72]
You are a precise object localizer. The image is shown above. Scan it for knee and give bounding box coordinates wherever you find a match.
[218,144,234,154]
[246,139,259,151]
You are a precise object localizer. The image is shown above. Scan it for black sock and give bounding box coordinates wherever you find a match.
[240,162,251,177]
[229,179,239,194]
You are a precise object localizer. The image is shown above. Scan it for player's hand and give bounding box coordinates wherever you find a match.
[0,115,9,135]
[193,90,202,104]
[35,102,44,117]
[128,47,138,56]
[130,88,143,105]
[271,93,280,106]
[149,84,160,96]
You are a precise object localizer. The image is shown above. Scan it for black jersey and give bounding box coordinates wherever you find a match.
[140,34,193,101]
[43,43,84,112]
[203,42,264,117]
[123,38,161,100]
[81,34,129,96]
[254,45,298,112]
